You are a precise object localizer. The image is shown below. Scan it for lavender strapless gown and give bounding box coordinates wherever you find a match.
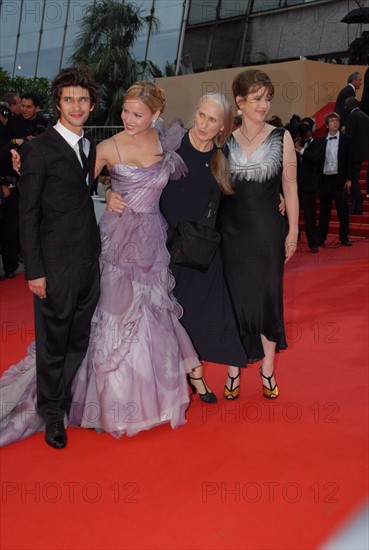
[0,131,198,445]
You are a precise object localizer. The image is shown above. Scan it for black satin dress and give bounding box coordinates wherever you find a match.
[219,128,287,362]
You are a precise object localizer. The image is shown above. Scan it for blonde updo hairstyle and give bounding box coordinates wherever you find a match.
[196,92,235,195]
[124,80,166,115]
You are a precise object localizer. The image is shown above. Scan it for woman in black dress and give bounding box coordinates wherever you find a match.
[219,69,299,398]
[160,93,247,402]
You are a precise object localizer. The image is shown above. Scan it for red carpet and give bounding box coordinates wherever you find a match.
[1,237,368,550]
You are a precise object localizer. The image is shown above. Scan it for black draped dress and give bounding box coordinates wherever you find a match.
[160,131,247,367]
[219,128,287,362]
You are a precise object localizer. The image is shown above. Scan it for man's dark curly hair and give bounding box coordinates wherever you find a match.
[50,66,99,114]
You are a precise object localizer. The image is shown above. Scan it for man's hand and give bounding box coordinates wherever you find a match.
[11,149,21,175]
[28,277,47,299]
[344,179,352,190]
[1,185,10,198]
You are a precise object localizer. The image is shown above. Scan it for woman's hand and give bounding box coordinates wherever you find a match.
[106,189,127,213]
[279,193,285,216]
[285,230,298,263]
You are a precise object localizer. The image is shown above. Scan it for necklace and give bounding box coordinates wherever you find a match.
[239,123,265,146]
[190,129,213,152]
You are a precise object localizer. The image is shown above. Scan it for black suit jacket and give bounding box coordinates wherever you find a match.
[345,109,369,162]
[18,126,101,280]
[296,138,323,193]
[334,84,356,127]
[7,113,50,140]
[320,132,352,187]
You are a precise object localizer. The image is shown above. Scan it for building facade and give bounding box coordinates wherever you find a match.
[0,0,367,80]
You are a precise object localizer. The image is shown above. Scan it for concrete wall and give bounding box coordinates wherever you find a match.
[183,0,369,69]
[156,59,365,127]
[244,0,366,64]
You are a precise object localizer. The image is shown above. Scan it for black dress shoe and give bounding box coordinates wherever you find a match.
[340,239,352,247]
[5,272,15,279]
[309,246,318,253]
[316,240,325,247]
[45,421,67,449]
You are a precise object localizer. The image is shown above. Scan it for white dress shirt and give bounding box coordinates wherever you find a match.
[323,132,340,175]
[54,120,90,182]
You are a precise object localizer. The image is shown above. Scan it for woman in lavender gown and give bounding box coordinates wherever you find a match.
[0,81,198,445]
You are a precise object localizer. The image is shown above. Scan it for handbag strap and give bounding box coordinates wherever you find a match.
[198,185,222,229]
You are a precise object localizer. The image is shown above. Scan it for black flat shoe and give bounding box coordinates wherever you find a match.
[187,374,217,404]
[340,239,352,246]
[45,420,67,449]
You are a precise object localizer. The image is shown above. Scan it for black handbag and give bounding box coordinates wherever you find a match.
[167,187,221,272]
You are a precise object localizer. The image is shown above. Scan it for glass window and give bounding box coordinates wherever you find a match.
[286,0,317,5]
[188,0,218,25]
[134,0,183,74]
[251,0,281,12]
[220,1,249,19]
[0,0,22,75]
[61,1,88,67]
[14,0,44,77]
[37,0,69,76]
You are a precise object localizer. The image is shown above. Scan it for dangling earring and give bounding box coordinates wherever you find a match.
[151,119,157,128]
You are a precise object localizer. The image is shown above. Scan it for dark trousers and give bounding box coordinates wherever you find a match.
[0,188,20,274]
[299,190,318,249]
[34,260,100,423]
[317,175,350,243]
[351,161,364,214]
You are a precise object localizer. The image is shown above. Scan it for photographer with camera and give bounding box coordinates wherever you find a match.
[3,92,22,116]
[0,101,15,278]
[6,93,50,141]
[0,94,49,278]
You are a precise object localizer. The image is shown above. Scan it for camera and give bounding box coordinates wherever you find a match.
[288,121,310,143]
[0,102,11,119]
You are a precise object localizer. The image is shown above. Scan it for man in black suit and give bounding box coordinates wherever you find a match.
[317,112,352,247]
[2,94,51,278]
[7,92,50,140]
[295,117,323,252]
[18,66,101,449]
[344,97,369,214]
[334,72,362,130]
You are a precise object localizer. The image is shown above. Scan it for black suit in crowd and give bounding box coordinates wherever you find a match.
[334,84,356,128]
[345,108,369,214]
[360,67,369,117]
[6,112,50,140]
[19,126,101,423]
[296,138,323,250]
[317,133,352,244]
[0,119,21,276]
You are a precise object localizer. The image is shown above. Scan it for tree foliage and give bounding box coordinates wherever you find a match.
[0,67,51,116]
[70,0,157,125]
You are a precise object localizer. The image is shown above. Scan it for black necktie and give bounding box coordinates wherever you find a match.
[328,136,337,140]
[78,138,89,177]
